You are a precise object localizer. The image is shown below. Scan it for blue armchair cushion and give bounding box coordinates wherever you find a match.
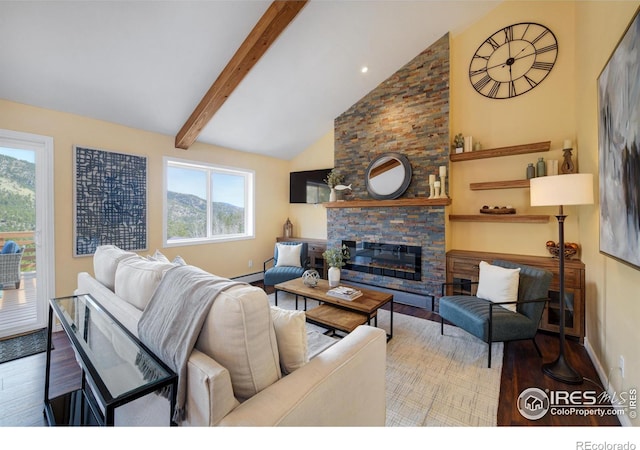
[1,240,20,254]
[264,266,307,286]
[439,295,538,342]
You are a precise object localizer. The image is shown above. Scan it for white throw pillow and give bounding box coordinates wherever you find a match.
[147,249,170,263]
[195,284,281,401]
[270,306,309,374]
[275,243,302,267]
[114,256,175,311]
[93,245,137,291]
[475,261,521,312]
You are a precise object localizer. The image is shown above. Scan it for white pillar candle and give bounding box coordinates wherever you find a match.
[563,139,572,149]
[434,181,441,188]
[439,166,447,177]
[429,174,436,184]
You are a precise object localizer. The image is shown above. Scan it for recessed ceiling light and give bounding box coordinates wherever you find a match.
[361,66,369,74]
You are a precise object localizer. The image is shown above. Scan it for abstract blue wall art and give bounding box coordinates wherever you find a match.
[598,8,640,270]
[74,146,147,256]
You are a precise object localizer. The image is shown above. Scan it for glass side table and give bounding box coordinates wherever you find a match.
[44,294,177,426]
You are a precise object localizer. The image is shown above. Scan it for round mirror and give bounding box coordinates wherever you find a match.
[365,153,412,200]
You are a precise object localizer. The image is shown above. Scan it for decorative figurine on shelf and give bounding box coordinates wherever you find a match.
[561,139,576,174]
[546,240,580,259]
[324,169,344,202]
[283,218,293,238]
[428,174,436,199]
[438,165,448,199]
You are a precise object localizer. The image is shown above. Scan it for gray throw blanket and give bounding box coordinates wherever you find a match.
[138,264,246,423]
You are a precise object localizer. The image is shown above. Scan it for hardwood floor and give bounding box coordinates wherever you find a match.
[0,289,620,427]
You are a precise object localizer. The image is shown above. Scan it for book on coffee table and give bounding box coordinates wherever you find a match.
[327,286,363,301]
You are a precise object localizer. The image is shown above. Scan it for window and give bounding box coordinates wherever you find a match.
[164,158,254,245]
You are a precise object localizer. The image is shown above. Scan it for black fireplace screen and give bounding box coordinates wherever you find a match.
[342,240,421,281]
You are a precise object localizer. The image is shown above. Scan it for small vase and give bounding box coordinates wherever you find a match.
[526,163,535,179]
[328,266,341,288]
[329,188,337,202]
[536,157,546,177]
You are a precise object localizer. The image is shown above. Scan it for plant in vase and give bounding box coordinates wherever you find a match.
[453,133,464,154]
[322,244,350,287]
[324,169,344,202]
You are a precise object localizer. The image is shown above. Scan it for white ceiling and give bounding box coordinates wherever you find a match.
[0,1,500,160]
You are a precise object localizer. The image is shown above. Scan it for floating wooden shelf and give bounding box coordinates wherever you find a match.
[450,141,551,162]
[470,179,530,190]
[449,214,549,223]
[324,197,451,208]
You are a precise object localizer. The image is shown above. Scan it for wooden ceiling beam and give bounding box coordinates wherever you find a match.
[175,1,308,150]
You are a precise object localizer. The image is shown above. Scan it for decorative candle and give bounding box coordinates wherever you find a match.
[563,139,572,149]
[434,181,441,187]
[429,174,436,184]
[439,166,447,177]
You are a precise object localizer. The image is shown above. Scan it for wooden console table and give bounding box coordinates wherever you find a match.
[445,250,586,342]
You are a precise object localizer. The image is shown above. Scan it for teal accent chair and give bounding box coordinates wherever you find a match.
[263,242,309,289]
[439,260,552,368]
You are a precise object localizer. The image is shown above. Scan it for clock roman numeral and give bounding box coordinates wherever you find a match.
[530,29,549,45]
[473,54,490,61]
[473,74,492,91]
[535,43,558,54]
[504,25,514,43]
[487,81,501,98]
[509,81,517,97]
[470,67,488,76]
[524,74,539,88]
[531,61,554,71]
[485,36,500,50]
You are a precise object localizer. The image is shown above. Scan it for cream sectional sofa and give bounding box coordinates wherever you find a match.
[75,245,387,426]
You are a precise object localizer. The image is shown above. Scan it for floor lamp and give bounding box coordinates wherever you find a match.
[530,173,593,385]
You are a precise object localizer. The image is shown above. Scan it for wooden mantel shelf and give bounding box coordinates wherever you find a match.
[324,197,451,208]
[449,214,549,223]
[470,179,530,190]
[450,141,551,162]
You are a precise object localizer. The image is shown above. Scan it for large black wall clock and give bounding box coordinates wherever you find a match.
[469,22,558,99]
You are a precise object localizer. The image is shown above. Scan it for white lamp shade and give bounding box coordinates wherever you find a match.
[530,173,594,207]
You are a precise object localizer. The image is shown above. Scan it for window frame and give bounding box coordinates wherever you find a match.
[163,157,255,247]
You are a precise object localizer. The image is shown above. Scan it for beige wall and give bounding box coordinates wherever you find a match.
[287,129,334,239]
[0,99,290,296]
[449,1,578,256]
[448,0,639,425]
[575,1,640,426]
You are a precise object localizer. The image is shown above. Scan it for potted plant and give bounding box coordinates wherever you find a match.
[322,244,350,287]
[453,134,464,154]
[324,169,344,202]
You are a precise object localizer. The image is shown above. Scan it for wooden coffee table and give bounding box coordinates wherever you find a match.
[274,278,393,340]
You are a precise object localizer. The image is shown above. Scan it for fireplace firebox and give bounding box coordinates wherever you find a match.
[342,240,421,281]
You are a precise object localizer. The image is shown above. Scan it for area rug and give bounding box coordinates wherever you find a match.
[0,328,49,364]
[269,292,502,426]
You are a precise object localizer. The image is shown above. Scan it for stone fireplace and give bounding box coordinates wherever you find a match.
[327,34,449,308]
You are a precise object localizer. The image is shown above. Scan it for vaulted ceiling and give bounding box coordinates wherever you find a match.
[0,1,500,160]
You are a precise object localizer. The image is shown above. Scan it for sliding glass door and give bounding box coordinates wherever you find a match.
[0,129,54,339]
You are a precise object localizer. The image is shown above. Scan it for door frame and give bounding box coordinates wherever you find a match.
[0,128,55,337]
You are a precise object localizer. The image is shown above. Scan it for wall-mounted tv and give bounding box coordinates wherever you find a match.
[290,169,332,204]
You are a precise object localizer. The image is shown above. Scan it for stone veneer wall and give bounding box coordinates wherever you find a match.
[328,33,450,299]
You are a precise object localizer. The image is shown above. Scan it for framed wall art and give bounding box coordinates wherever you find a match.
[74,146,147,256]
[597,7,640,270]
